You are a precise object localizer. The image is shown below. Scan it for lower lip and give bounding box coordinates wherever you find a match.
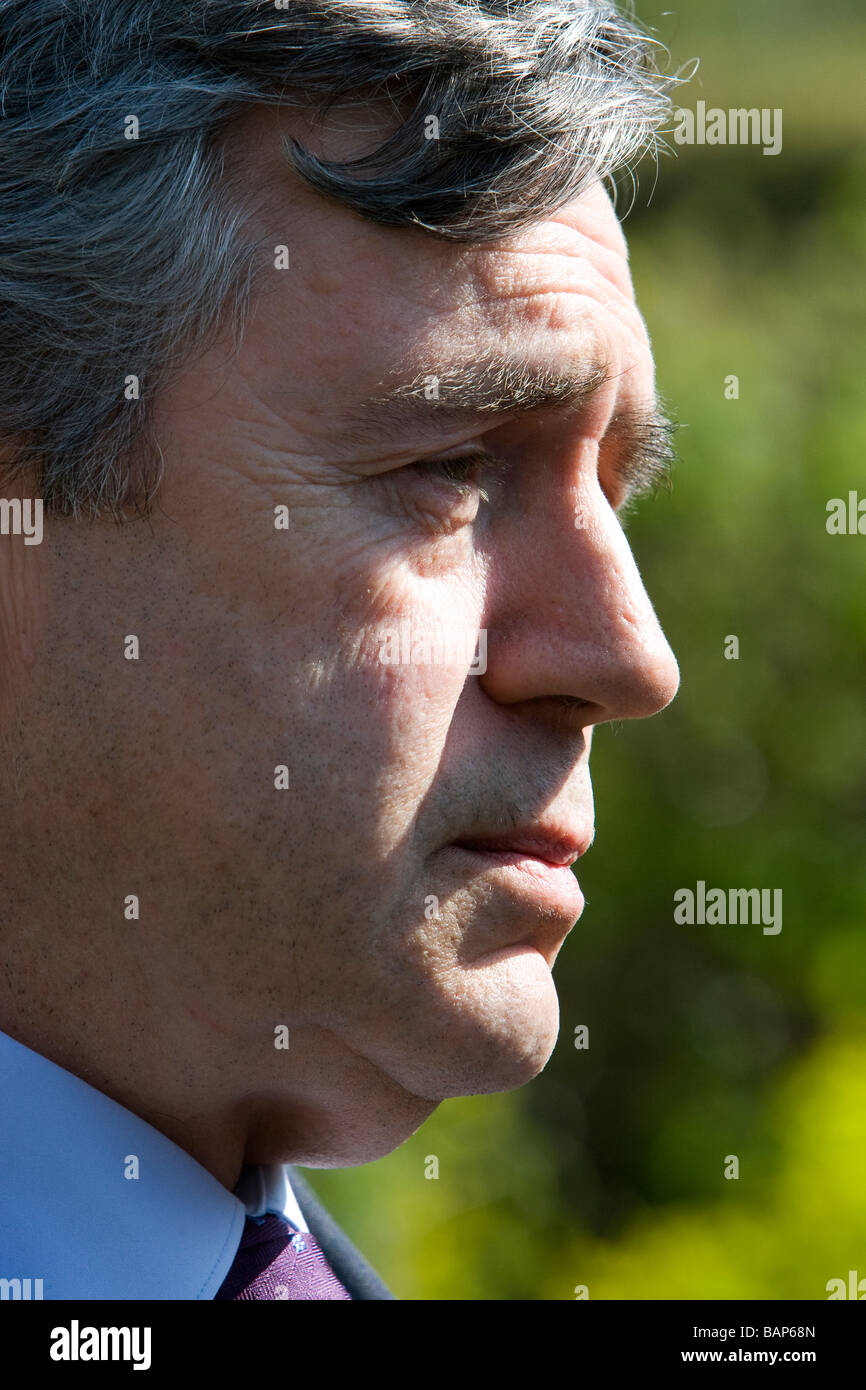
[445,845,585,921]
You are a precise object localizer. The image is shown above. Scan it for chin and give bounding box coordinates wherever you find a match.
[379,947,562,1101]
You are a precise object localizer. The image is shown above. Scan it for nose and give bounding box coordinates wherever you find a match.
[479,476,680,724]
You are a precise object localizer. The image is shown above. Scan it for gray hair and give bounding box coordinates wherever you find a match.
[0,0,677,516]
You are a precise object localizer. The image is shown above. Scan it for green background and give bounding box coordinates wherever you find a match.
[303,0,866,1299]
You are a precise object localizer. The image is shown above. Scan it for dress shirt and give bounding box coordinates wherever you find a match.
[0,1028,311,1299]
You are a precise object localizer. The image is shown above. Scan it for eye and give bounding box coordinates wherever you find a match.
[411,449,506,503]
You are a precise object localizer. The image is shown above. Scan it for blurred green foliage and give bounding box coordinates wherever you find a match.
[305,0,866,1298]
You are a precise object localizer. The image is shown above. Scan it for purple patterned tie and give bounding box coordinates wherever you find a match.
[214,1212,353,1300]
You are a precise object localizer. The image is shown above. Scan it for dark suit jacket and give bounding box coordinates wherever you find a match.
[287,1168,396,1300]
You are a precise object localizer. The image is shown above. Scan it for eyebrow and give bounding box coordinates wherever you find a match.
[342,354,680,502]
[605,402,680,504]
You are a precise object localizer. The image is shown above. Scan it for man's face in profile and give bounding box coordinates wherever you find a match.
[19,105,679,1177]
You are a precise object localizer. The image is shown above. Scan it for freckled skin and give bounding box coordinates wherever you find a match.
[0,106,679,1189]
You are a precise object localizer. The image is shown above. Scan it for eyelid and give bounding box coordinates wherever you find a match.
[409,429,672,515]
[412,447,509,497]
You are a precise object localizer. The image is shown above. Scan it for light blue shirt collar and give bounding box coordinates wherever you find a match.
[0,1028,306,1299]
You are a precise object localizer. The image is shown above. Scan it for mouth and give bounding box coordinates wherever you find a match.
[451,832,586,868]
[444,835,587,935]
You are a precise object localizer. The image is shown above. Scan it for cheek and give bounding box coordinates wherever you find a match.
[350,569,486,758]
[267,560,486,879]
[340,629,473,806]
[350,537,486,670]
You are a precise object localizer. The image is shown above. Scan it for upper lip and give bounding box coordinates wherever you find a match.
[452,826,591,868]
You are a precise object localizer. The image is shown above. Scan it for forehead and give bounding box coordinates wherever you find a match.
[228,106,654,449]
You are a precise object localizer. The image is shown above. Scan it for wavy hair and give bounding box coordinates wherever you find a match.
[0,0,676,514]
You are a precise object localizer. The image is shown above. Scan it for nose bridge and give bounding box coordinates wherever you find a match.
[573,501,679,717]
[496,484,680,720]
[589,506,657,642]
